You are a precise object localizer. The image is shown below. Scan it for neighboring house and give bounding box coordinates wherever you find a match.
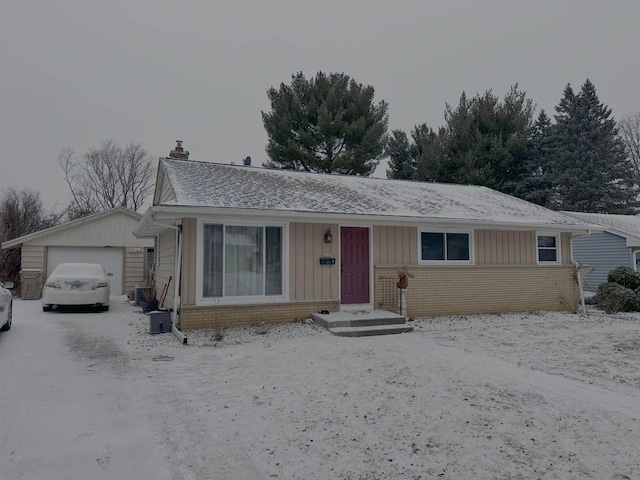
[1,207,154,296]
[134,150,599,331]
[564,212,640,291]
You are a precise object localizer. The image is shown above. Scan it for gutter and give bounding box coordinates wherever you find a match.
[573,262,588,315]
[145,217,187,345]
[569,232,593,315]
[172,224,185,344]
[144,204,601,234]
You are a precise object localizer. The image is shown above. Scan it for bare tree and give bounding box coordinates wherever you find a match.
[59,139,155,220]
[0,187,60,285]
[619,112,640,183]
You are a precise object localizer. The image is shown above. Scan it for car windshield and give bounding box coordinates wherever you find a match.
[52,263,105,277]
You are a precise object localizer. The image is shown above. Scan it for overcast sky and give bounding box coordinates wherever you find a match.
[1,0,639,211]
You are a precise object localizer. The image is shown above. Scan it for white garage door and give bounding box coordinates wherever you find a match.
[47,247,123,294]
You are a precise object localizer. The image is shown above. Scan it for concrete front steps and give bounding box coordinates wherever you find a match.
[310,308,413,337]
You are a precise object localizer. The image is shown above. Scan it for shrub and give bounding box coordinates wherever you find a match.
[593,282,636,313]
[629,289,640,312]
[607,266,640,290]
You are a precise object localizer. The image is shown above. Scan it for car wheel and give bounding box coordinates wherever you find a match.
[43,305,53,312]
[0,301,10,331]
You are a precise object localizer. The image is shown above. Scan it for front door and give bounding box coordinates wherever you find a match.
[340,227,370,304]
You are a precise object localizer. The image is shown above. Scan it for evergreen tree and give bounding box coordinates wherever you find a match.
[386,124,441,181]
[439,92,480,184]
[385,130,415,179]
[519,109,554,206]
[262,72,389,175]
[417,86,534,193]
[413,125,447,182]
[546,80,637,213]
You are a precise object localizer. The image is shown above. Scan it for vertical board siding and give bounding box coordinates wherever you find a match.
[289,223,339,301]
[572,232,631,291]
[476,230,537,265]
[181,218,197,306]
[293,223,305,300]
[372,226,417,265]
[303,225,315,300]
[371,227,569,267]
[156,230,176,309]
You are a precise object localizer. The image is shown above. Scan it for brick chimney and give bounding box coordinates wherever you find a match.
[169,140,189,160]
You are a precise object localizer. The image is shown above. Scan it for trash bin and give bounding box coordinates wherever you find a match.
[20,269,42,300]
[134,285,149,306]
[149,309,171,334]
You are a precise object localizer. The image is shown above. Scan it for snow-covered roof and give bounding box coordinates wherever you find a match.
[149,158,596,230]
[1,207,142,250]
[563,212,640,245]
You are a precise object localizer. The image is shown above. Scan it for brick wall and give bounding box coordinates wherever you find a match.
[179,300,341,330]
[375,265,582,317]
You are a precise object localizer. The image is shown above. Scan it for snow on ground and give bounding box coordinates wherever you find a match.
[3,298,640,480]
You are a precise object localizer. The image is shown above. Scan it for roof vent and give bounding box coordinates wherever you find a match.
[243,156,251,166]
[169,140,189,160]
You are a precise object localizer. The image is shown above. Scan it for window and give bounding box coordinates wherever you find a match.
[537,233,560,263]
[419,230,472,264]
[144,248,155,284]
[202,223,284,298]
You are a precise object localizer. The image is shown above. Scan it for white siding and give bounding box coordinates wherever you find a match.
[24,211,150,247]
[155,230,176,309]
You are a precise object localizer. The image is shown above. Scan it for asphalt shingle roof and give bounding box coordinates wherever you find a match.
[158,158,590,228]
[563,212,640,240]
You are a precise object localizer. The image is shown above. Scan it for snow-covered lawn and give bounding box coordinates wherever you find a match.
[3,298,639,479]
[129,305,640,479]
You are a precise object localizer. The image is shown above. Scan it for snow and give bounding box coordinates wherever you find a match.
[2,298,639,479]
[564,211,640,242]
[159,158,597,229]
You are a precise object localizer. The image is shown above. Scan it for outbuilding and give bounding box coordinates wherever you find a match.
[1,207,154,296]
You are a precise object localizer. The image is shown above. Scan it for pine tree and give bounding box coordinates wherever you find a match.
[420,86,534,193]
[413,125,447,182]
[262,72,388,175]
[385,130,415,179]
[519,109,553,206]
[547,80,637,213]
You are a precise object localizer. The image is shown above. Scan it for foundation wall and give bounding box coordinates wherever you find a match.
[374,265,581,317]
[180,300,341,330]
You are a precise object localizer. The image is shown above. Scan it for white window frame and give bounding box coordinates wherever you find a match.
[196,219,289,305]
[536,232,561,265]
[418,228,474,265]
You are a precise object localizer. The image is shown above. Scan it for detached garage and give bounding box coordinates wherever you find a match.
[1,207,153,296]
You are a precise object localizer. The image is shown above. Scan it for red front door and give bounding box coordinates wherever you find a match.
[341,227,370,304]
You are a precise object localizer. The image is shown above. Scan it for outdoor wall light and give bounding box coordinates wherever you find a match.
[324,228,333,244]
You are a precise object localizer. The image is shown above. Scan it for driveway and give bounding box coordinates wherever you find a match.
[0,296,172,480]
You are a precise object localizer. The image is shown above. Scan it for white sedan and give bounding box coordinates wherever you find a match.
[42,263,110,312]
[0,280,13,331]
